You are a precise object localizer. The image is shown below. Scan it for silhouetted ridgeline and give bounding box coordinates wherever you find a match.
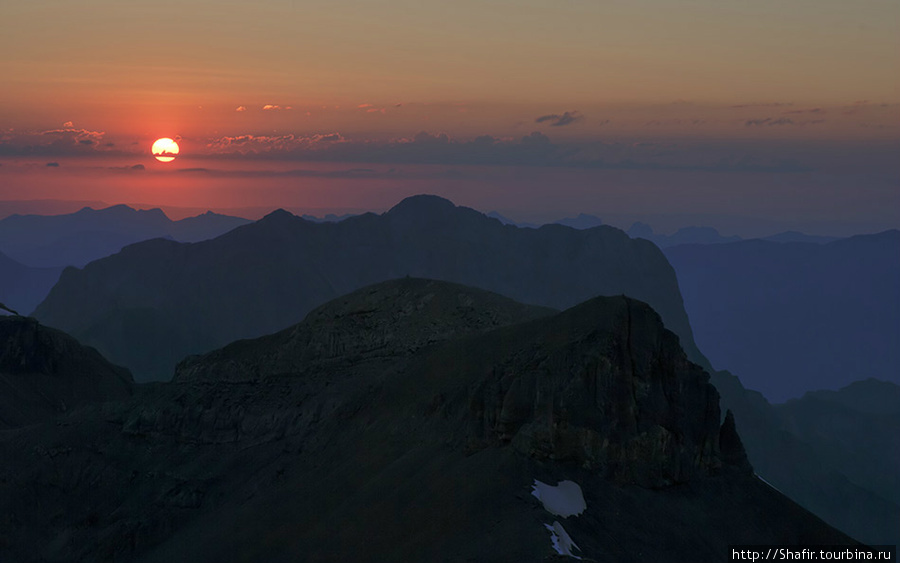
[0,280,853,562]
[34,195,705,382]
[0,204,251,268]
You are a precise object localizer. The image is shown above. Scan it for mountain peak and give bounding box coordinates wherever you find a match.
[387,194,456,216]
[257,208,300,225]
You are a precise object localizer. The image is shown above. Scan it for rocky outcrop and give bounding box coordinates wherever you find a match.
[463,295,740,488]
[0,316,133,427]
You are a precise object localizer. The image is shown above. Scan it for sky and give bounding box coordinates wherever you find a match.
[1,0,898,235]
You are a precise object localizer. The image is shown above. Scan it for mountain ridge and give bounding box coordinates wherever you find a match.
[34,195,705,382]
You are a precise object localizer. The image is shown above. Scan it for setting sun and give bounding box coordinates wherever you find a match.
[151,138,180,162]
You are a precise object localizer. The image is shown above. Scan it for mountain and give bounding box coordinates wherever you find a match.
[0,199,109,220]
[762,231,839,244]
[175,277,555,382]
[786,377,900,416]
[711,370,900,547]
[0,315,133,428]
[775,379,900,516]
[34,194,704,382]
[0,204,251,268]
[300,212,357,223]
[553,213,604,229]
[0,250,63,315]
[0,280,853,562]
[484,211,603,229]
[664,231,900,401]
[628,222,742,247]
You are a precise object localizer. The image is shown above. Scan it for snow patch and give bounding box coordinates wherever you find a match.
[531,479,587,518]
[544,521,582,559]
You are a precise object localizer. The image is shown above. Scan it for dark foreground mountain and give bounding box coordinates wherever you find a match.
[0,279,852,562]
[0,250,63,315]
[665,231,900,401]
[0,204,250,268]
[34,195,703,382]
[0,315,133,428]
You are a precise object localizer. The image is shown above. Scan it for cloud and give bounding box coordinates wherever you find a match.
[357,103,373,108]
[745,117,825,127]
[206,132,347,154]
[235,106,247,112]
[745,117,792,126]
[63,121,74,128]
[783,108,825,115]
[0,125,116,157]
[205,130,576,167]
[262,104,292,111]
[45,162,60,167]
[731,102,794,109]
[644,119,706,127]
[107,163,146,172]
[195,130,818,173]
[535,111,584,127]
[41,126,105,144]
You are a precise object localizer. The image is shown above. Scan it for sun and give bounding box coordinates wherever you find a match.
[151,138,180,162]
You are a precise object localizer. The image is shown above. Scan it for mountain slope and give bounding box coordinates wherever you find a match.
[0,315,133,428]
[0,280,852,562]
[0,250,62,315]
[35,195,704,382]
[711,370,900,547]
[775,379,900,513]
[665,230,900,401]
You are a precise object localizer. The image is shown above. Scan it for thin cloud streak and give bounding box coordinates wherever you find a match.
[535,111,584,127]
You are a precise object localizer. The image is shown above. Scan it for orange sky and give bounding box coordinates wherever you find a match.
[1,0,898,235]
[2,0,898,143]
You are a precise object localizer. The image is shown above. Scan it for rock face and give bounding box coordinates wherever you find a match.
[0,280,851,563]
[0,316,133,428]
[463,295,734,488]
[34,194,704,381]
